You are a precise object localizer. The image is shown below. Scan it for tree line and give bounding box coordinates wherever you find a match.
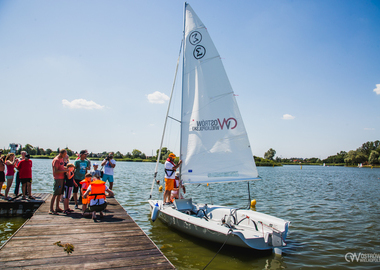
[263,140,380,166]
[0,144,180,162]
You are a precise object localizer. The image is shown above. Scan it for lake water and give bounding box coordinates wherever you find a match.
[1,159,380,269]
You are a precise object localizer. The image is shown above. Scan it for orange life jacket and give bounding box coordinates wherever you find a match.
[88,180,106,201]
[80,178,91,192]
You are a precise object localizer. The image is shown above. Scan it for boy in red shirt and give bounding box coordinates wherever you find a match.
[16,154,34,200]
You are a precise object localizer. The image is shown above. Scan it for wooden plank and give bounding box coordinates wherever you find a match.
[0,194,175,269]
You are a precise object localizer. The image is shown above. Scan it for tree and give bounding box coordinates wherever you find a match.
[46,148,53,155]
[344,150,367,165]
[369,150,380,165]
[132,149,142,159]
[114,151,123,159]
[264,148,276,160]
[65,148,73,156]
[23,144,36,155]
[157,147,171,160]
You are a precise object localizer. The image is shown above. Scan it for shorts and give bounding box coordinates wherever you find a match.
[63,186,73,199]
[6,175,14,180]
[53,178,64,195]
[73,179,82,193]
[88,202,107,212]
[20,178,32,184]
[102,174,114,183]
[165,178,174,191]
[0,171,5,182]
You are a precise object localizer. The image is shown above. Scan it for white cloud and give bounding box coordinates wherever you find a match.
[147,91,169,104]
[374,84,380,95]
[62,99,104,110]
[282,114,295,120]
[364,128,375,131]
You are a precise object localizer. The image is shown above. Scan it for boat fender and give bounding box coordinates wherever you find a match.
[151,203,160,222]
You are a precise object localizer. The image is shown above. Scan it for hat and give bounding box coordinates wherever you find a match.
[93,163,98,166]
[79,150,87,155]
[175,171,180,177]
[169,153,176,158]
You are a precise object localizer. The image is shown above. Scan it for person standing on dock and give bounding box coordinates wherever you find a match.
[101,152,116,190]
[164,153,182,204]
[4,153,18,200]
[16,153,34,200]
[73,150,91,209]
[51,149,69,214]
[14,151,26,196]
[0,151,5,196]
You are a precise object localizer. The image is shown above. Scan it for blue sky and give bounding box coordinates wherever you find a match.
[0,0,379,159]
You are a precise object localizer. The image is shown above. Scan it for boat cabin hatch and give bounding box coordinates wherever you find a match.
[174,198,193,212]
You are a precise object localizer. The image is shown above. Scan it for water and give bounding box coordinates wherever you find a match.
[1,160,380,269]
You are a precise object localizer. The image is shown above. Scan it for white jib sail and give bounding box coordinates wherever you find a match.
[181,4,259,184]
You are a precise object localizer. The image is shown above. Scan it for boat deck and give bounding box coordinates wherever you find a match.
[0,194,175,269]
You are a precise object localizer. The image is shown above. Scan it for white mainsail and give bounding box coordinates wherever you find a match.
[181,4,259,184]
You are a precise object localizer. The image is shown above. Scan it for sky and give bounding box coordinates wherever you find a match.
[0,0,379,159]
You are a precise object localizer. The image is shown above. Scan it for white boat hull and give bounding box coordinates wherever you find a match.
[149,199,290,252]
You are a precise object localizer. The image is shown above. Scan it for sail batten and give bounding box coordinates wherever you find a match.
[181,4,259,185]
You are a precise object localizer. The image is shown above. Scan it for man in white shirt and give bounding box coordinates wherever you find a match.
[101,152,116,190]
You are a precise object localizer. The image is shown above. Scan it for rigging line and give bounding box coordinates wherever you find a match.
[202,229,233,270]
[150,38,183,199]
[167,116,181,123]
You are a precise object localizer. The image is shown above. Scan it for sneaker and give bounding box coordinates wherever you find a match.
[75,205,79,209]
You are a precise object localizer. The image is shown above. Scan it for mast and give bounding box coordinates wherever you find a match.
[179,2,187,176]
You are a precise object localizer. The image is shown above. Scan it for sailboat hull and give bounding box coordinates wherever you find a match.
[149,199,290,252]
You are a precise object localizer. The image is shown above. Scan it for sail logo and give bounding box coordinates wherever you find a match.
[193,45,206,59]
[218,118,237,130]
[189,31,202,45]
[191,118,237,131]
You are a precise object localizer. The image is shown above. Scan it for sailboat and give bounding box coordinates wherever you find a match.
[149,3,290,255]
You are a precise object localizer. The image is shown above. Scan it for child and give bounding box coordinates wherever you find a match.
[80,173,93,215]
[83,178,114,220]
[171,171,186,201]
[63,163,76,214]
[91,163,102,178]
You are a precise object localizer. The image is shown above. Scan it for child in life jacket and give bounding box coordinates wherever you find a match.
[80,173,93,215]
[171,171,186,202]
[83,176,114,220]
[63,163,76,214]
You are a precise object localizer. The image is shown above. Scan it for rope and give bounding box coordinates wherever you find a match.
[202,229,233,270]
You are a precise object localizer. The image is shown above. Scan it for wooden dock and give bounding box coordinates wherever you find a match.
[0,194,175,269]
[0,193,50,217]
